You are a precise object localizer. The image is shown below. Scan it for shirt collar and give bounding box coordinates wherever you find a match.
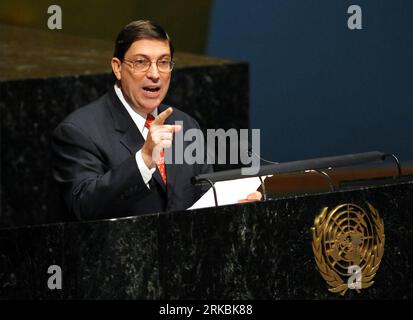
[114,83,157,133]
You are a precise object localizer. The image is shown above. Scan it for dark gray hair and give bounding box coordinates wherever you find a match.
[113,20,174,60]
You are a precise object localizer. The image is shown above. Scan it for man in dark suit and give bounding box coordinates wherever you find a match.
[52,20,212,220]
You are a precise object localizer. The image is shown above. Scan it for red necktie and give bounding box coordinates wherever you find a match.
[145,114,167,185]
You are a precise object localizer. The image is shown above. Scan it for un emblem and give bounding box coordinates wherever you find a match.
[311,203,385,295]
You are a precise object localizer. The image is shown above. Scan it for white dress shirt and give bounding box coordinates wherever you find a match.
[114,84,157,188]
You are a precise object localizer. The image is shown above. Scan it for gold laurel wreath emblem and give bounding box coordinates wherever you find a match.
[311,203,385,296]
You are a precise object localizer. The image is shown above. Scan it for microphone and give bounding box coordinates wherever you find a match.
[246,142,279,165]
[245,142,277,201]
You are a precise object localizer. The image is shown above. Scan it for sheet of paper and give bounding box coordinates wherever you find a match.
[187,176,270,210]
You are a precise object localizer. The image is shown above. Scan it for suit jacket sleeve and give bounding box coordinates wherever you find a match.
[52,121,150,220]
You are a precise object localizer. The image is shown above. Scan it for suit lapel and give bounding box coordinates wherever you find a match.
[119,125,144,155]
[106,88,145,154]
[107,88,167,192]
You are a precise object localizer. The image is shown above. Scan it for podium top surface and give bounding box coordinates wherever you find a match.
[0,25,236,82]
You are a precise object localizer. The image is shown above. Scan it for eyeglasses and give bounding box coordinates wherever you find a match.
[122,57,175,73]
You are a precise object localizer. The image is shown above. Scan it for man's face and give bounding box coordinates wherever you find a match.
[112,39,172,114]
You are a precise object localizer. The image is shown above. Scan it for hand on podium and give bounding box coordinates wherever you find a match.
[237,191,262,203]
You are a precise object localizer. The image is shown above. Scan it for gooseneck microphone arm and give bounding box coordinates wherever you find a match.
[247,145,275,201]
[196,178,218,207]
[382,153,402,177]
[305,169,336,192]
[258,175,267,201]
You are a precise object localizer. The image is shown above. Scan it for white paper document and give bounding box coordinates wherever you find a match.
[187,176,270,210]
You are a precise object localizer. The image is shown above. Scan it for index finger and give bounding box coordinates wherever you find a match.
[153,107,173,125]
